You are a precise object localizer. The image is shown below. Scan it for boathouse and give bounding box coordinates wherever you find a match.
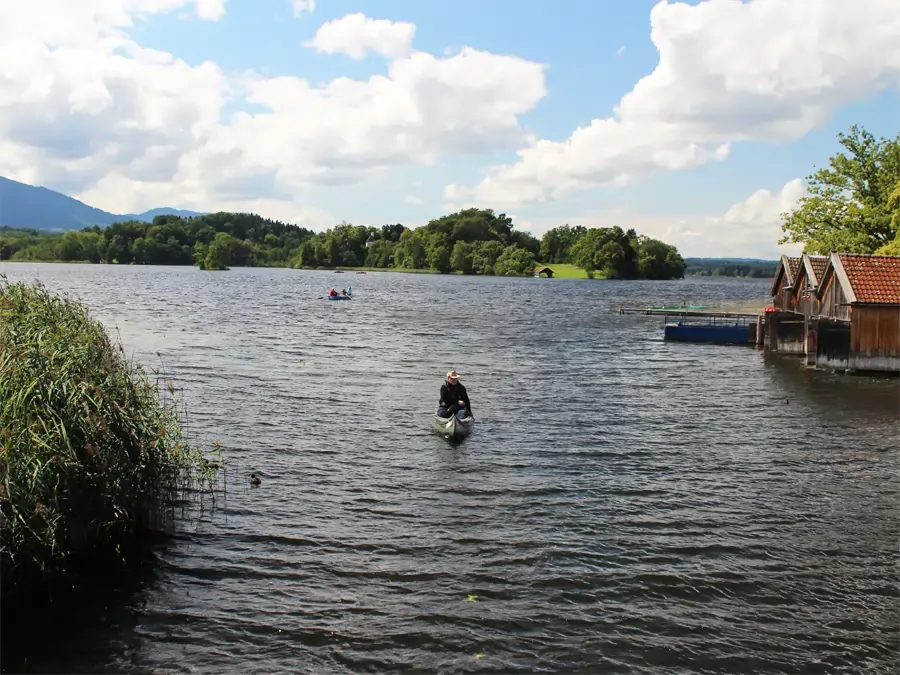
[766,255,805,354]
[811,253,900,373]
[790,254,829,365]
[534,266,554,278]
[769,254,802,311]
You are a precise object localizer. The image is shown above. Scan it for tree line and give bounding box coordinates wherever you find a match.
[780,125,900,255]
[683,259,778,278]
[1,208,686,279]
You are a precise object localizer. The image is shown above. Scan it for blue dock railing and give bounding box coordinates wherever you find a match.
[616,306,762,345]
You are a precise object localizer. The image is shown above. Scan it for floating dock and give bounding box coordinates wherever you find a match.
[617,306,764,345]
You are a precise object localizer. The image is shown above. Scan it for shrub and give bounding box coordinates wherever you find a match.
[0,277,217,586]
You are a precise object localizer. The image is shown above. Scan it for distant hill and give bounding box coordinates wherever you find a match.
[0,176,205,231]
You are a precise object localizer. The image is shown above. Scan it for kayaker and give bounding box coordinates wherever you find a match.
[437,370,472,419]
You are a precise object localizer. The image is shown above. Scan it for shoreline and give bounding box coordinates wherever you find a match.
[0,260,757,281]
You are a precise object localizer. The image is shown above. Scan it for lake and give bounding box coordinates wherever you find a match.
[1,263,898,674]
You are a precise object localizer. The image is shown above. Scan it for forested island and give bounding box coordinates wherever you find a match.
[1,208,687,279]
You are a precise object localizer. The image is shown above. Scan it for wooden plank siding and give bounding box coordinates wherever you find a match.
[818,272,851,322]
[850,305,900,362]
[769,255,801,312]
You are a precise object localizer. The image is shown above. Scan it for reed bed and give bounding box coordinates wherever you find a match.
[0,276,220,588]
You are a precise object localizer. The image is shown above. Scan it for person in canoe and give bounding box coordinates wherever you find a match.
[329,288,338,297]
[437,370,472,419]
[341,288,352,299]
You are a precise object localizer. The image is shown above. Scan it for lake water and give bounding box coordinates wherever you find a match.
[1,263,898,675]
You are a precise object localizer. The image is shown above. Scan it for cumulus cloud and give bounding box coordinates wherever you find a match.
[305,13,415,60]
[445,0,900,208]
[673,179,807,258]
[515,180,808,259]
[404,195,424,205]
[0,2,546,215]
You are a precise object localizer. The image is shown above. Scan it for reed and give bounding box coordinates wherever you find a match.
[0,276,220,589]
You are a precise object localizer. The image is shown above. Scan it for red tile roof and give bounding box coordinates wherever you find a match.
[838,254,900,304]
[807,256,828,284]
[770,255,802,296]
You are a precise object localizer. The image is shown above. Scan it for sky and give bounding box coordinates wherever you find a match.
[0,0,898,259]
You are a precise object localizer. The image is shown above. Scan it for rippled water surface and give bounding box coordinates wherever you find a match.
[2,264,898,675]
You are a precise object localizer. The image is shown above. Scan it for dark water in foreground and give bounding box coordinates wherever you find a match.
[1,264,898,675]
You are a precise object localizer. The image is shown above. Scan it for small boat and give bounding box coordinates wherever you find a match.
[433,413,474,440]
[328,295,352,301]
[334,270,345,274]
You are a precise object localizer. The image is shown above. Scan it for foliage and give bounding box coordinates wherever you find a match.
[539,225,587,264]
[2,206,686,279]
[780,125,900,254]
[0,212,314,269]
[194,231,241,270]
[292,209,542,276]
[540,225,685,280]
[0,278,218,585]
[683,258,779,278]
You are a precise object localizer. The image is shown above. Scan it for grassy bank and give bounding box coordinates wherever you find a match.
[538,264,591,279]
[0,277,219,590]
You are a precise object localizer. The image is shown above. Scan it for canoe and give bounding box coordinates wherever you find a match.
[433,413,474,440]
[328,295,352,301]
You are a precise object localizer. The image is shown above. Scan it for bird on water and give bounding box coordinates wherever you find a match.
[250,473,261,486]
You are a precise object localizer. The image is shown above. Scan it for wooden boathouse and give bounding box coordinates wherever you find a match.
[769,254,802,311]
[768,253,900,374]
[533,266,555,278]
[617,252,899,374]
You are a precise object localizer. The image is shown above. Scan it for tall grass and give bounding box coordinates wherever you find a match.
[0,277,219,588]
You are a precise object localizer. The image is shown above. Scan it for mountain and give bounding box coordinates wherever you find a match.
[0,176,205,231]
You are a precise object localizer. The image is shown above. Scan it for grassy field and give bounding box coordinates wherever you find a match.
[539,264,590,279]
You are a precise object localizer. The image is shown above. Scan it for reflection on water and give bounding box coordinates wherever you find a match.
[1,263,898,675]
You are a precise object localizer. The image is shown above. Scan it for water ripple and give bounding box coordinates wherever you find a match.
[1,263,897,675]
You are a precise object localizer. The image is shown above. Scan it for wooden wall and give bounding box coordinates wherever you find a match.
[848,305,900,372]
[818,274,851,322]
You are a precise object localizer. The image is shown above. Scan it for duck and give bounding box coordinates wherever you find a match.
[250,473,261,487]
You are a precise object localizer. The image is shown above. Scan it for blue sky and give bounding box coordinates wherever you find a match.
[2,0,898,257]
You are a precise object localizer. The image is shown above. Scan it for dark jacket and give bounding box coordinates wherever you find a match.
[440,381,472,414]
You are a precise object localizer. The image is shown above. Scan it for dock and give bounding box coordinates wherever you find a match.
[616,306,762,319]
[616,306,765,345]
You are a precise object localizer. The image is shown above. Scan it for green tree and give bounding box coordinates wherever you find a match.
[634,235,685,280]
[780,125,900,254]
[493,245,536,276]
[196,231,237,270]
[451,241,475,274]
[471,240,504,275]
[570,227,638,279]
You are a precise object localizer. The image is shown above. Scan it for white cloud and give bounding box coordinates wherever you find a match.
[193,0,226,21]
[291,0,315,15]
[512,179,807,259]
[306,13,415,60]
[404,194,424,205]
[616,45,625,57]
[0,3,546,217]
[677,179,807,258]
[446,0,900,208]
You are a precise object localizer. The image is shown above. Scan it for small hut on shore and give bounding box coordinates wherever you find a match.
[534,266,554,278]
